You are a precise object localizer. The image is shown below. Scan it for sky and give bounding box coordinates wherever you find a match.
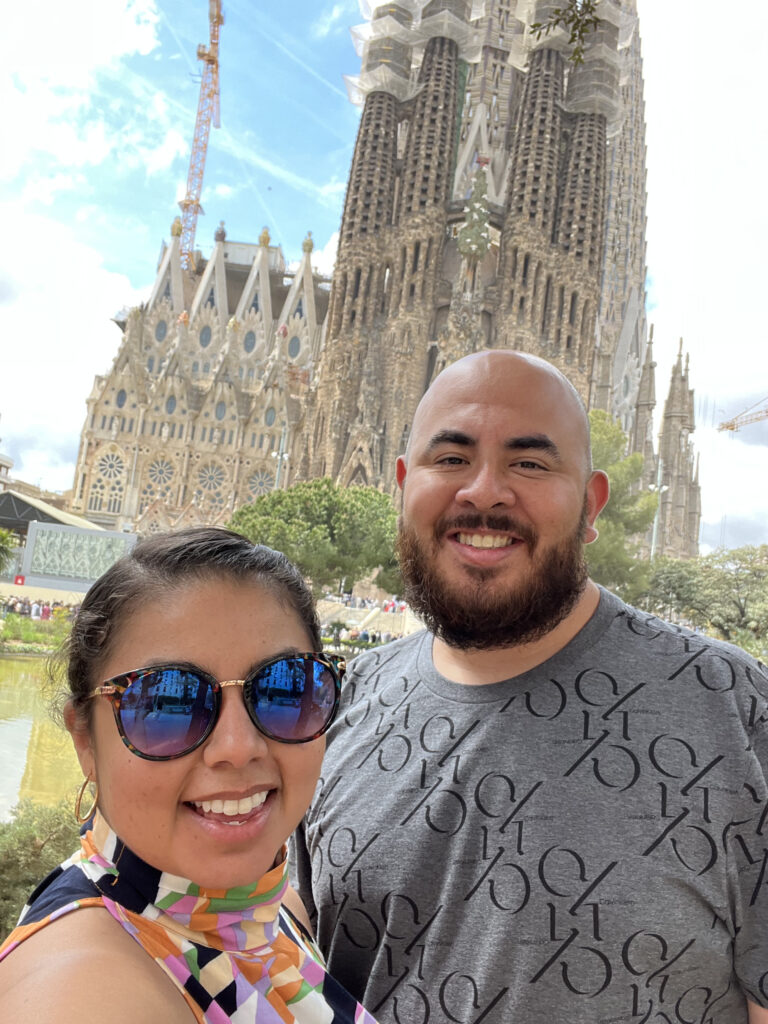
[0,0,766,552]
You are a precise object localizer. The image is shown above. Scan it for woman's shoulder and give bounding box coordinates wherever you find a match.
[0,906,195,1023]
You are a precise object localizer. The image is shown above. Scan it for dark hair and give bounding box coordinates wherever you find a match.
[60,527,320,722]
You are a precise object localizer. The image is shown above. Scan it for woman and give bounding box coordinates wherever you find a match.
[0,527,377,1023]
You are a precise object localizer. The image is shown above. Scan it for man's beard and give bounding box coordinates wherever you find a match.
[396,504,589,651]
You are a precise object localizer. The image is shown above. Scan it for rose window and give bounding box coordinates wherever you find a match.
[248,470,274,498]
[197,463,225,491]
[148,459,174,486]
[97,453,124,480]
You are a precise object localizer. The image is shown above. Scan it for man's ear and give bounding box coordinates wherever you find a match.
[395,456,407,490]
[64,699,96,780]
[584,470,610,544]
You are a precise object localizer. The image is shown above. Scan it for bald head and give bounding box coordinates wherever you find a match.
[405,350,592,474]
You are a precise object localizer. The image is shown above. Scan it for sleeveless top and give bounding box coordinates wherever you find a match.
[0,813,377,1023]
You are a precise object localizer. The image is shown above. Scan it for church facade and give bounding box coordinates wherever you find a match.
[70,0,699,559]
[68,224,325,535]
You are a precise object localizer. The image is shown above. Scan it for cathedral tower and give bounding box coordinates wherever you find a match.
[302,0,477,487]
[300,0,677,504]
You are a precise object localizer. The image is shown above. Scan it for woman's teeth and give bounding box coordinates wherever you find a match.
[192,792,268,815]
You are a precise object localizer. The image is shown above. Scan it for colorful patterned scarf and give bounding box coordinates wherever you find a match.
[3,813,376,1023]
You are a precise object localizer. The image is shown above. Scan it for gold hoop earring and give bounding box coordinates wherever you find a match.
[75,777,99,824]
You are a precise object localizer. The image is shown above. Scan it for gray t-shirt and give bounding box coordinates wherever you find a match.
[292,589,768,1022]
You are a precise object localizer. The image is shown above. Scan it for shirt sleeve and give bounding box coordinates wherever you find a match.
[288,817,318,929]
[732,709,768,1006]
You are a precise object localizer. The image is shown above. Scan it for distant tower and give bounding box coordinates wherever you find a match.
[654,341,701,558]
[631,326,657,490]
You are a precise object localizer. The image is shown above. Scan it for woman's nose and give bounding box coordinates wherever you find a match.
[202,686,269,768]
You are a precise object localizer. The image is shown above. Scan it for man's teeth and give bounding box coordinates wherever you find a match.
[193,792,268,815]
[458,533,515,549]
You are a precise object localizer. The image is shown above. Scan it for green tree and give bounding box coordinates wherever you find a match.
[531,0,602,64]
[0,800,80,941]
[229,478,398,594]
[587,410,657,602]
[648,547,768,659]
[0,528,15,576]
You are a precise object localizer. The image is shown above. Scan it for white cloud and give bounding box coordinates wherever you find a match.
[318,180,348,201]
[21,172,86,206]
[5,0,159,87]
[7,448,78,495]
[143,127,188,176]
[696,426,768,551]
[312,4,352,39]
[0,205,149,489]
[2,1,166,187]
[641,1,768,400]
[312,230,339,277]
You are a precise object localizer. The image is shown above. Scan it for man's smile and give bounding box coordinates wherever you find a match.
[455,533,520,549]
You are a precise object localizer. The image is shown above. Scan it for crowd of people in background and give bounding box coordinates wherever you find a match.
[0,596,77,620]
[322,625,402,645]
[324,592,407,613]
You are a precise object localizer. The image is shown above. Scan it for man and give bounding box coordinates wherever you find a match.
[292,351,768,1023]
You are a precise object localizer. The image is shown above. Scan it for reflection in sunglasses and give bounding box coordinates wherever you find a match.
[90,654,343,761]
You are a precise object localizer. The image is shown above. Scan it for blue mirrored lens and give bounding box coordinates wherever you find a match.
[248,657,336,740]
[120,669,215,756]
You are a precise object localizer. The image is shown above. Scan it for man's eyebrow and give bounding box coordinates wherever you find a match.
[423,430,562,462]
[425,430,476,451]
[505,435,562,461]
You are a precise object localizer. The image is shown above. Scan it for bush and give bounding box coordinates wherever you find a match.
[1,613,70,645]
[0,800,80,942]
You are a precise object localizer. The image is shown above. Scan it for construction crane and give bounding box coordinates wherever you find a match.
[179,0,224,272]
[718,397,768,433]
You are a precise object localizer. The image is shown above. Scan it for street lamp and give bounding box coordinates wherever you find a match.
[271,426,289,489]
[649,455,668,560]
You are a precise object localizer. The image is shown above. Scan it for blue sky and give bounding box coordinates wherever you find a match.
[1,0,766,550]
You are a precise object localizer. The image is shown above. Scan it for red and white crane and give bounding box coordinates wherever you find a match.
[179,0,224,272]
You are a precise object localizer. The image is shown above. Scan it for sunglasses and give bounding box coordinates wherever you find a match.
[89,652,344,761]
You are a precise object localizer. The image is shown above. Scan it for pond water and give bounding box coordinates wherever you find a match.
[0,655,83,821]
